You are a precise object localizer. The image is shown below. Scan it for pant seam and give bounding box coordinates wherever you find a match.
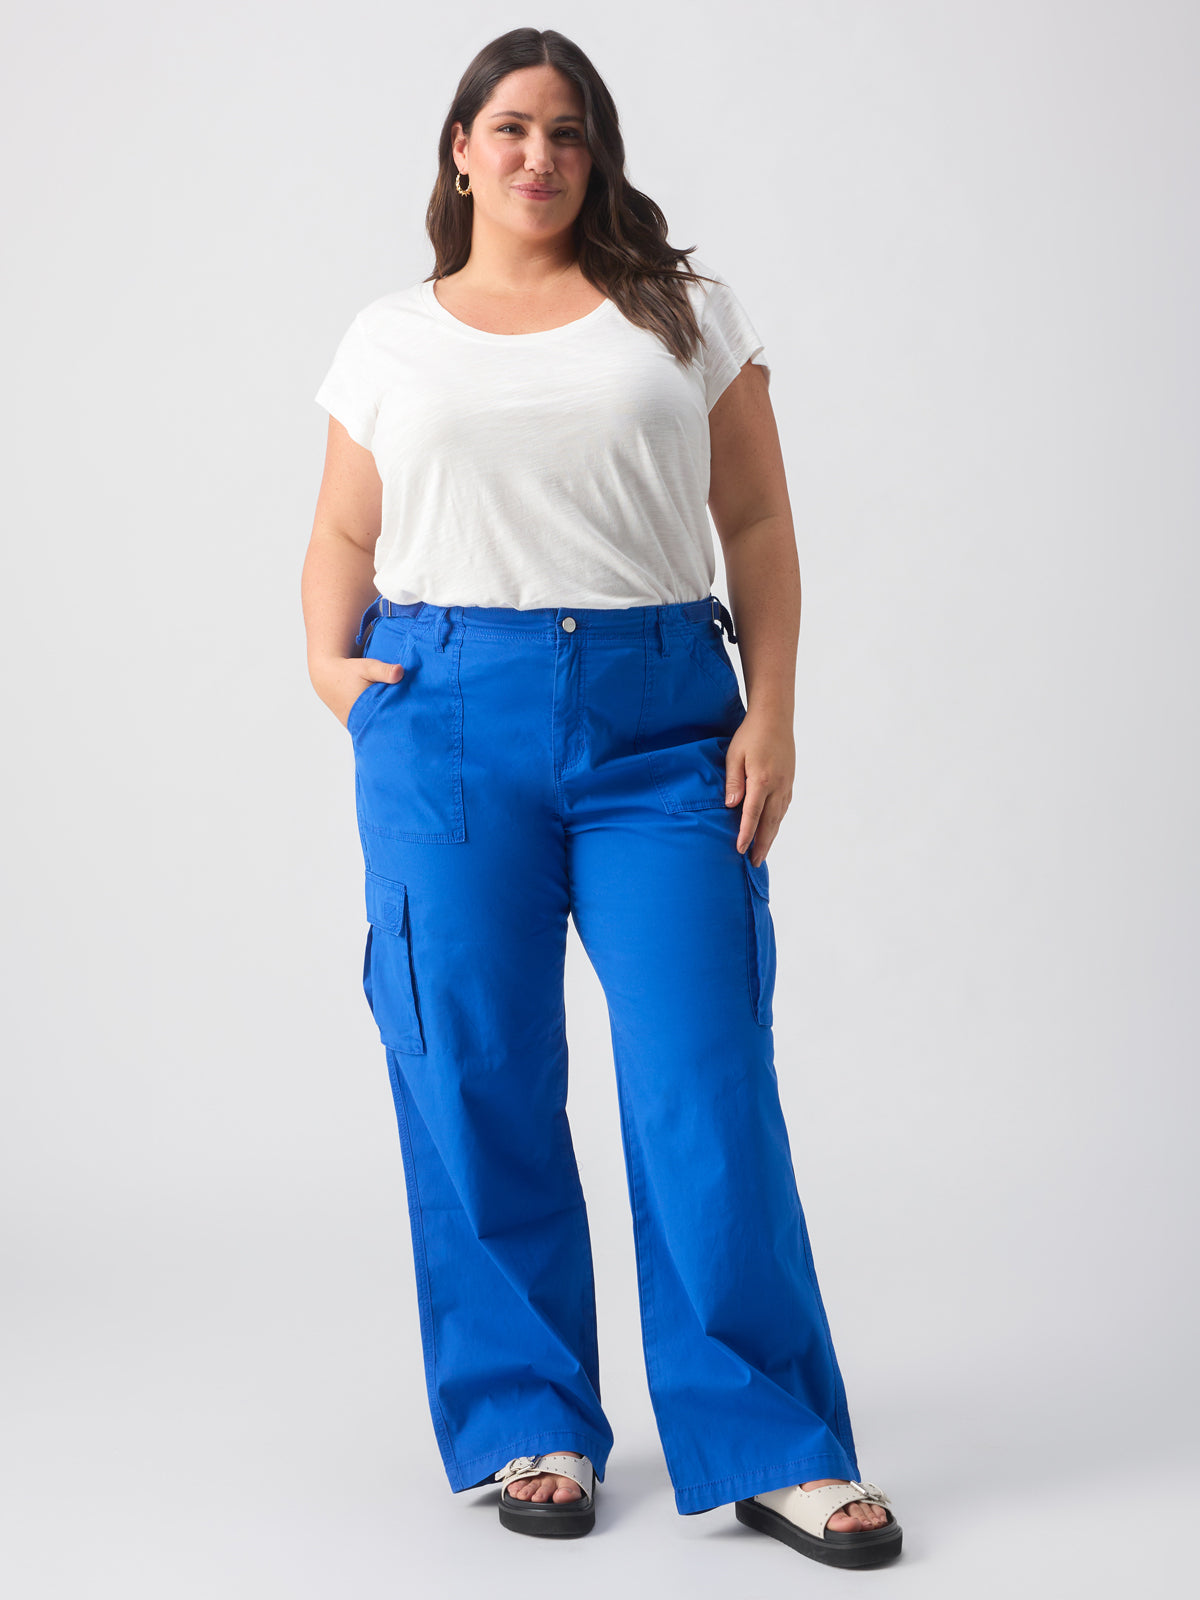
[795,1209,855,1457]
[387,1053,460,1481]
[616,1076,668,1481]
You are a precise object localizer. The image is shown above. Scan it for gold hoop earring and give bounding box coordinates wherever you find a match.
[455,171,471,197]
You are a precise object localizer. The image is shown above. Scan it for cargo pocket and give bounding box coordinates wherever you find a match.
[362,871,426,1055]
[743,853,777,1027]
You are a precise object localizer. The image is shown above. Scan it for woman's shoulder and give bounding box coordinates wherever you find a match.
[324,281,435,367]
[350,279,427,331]
[679,258,749,335]
[681,256,730,299]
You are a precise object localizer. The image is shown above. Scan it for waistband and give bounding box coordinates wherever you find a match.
[355,593,739,653]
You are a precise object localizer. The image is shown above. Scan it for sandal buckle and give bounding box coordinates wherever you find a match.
[849,1479,890,1504]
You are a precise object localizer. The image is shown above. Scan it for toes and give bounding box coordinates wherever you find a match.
[826,1502,885,1532]
[511,1473,581,1503]
[800,1481,887,1533]
[847,1501,885,1528]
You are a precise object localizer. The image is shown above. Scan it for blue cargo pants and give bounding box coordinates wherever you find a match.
[346,592,861,1516]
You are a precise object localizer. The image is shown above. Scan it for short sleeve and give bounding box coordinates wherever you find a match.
[699,275,771,411]
[314,313,382,450]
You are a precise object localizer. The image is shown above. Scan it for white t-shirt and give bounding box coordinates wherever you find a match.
[313,258,769,608]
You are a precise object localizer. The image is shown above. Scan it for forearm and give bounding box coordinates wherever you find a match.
[301,522,380,677]
[722,513,801,718]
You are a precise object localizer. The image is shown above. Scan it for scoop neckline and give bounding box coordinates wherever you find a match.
[421,276,616,341]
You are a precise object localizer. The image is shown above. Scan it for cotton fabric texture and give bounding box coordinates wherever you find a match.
[313,260,770,609]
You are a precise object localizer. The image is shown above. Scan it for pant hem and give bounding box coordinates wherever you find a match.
[449,1431,613,1493]
[672,1449,861,1516]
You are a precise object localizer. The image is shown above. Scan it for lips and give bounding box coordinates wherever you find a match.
[513,185,558,196]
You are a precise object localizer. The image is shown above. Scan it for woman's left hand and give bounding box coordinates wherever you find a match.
[724,707,795,865]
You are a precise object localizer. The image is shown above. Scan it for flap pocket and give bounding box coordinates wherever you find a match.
[362,872,426,1055]
[744,853,770,900]
[365,870,409,936]
[743,854,776,1028]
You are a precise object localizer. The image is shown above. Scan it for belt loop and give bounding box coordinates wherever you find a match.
[655,605,669,656]
[436,606,451,651]
[381,597,392,619]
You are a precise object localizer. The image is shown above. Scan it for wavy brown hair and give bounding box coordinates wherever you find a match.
[425,26,719,366]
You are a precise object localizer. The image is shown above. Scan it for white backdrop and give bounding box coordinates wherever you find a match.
[3,2,1197,1595]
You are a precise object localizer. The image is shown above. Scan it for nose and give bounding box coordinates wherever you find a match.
[523,139,555,177]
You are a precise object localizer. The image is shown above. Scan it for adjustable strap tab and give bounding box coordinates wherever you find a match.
[711,596,738,643]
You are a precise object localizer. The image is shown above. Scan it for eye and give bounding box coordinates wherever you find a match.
[496,124,582,138]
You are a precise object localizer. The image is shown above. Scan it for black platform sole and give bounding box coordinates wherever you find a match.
[735,1495,902,1568]
[499,1485,595,1538]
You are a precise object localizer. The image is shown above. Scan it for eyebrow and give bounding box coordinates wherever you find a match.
[488,110,583,122]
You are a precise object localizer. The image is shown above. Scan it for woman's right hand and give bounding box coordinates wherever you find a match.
[310,654,406,730]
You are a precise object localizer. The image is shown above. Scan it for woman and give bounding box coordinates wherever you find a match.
[301,26,903,1569]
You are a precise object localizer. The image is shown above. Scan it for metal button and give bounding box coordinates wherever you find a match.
[561,616,577,632]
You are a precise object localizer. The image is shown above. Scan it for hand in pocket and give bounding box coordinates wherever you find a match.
[313,656,406,730]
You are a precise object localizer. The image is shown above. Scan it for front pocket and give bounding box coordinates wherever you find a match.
[353,626,466,844]
[348,625,410,743]
[687,626,742,697]
[638,630,746,814]
[743,853,776,1027]
[362,871,426,1054]
[346,678,388,739]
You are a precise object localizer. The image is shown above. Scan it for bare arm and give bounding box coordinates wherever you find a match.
[300,417,405,727]
[707,360,800,863]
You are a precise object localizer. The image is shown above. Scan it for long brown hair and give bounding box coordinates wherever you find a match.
[425,27,718,366]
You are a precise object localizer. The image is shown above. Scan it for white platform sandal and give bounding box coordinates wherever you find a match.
[735,1478,902,1568]
[494,1453,596,1538]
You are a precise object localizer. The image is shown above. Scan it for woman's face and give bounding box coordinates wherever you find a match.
[453,65,593,242]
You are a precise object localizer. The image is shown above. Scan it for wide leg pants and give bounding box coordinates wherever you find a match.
[346,592,861,1516]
